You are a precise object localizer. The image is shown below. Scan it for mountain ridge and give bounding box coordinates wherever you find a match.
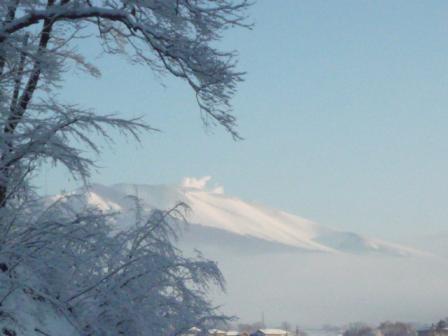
[58,177,426,257]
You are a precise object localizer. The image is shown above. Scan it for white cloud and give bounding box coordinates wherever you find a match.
[181,176,212,190]
[180,176,225,194]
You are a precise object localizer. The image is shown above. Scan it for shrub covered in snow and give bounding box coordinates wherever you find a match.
[0,197,229,335]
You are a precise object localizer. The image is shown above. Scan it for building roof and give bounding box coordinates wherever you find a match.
[257,329,289,335]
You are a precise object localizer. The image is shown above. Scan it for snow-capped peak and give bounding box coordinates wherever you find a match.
[62,177,425,257]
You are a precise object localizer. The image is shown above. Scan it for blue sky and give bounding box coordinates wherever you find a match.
[36,1,448,241]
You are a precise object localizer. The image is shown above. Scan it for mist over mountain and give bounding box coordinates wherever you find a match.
[54,177,448,326]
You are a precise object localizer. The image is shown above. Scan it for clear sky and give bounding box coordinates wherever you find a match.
[36,0,448,242]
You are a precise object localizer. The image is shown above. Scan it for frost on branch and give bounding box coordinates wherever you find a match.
[0,1,249,333]
[0,0,250,205]
[0,197,229,335]
[0,0,250,138]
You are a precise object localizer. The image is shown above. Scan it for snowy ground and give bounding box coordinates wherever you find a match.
[0,268,80,336]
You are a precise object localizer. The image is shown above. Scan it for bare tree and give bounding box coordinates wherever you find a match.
[344,323,383,336]
[0,1,250,335]
[379,321,417,336]
[0,0,250,208]
[0,195,230,335]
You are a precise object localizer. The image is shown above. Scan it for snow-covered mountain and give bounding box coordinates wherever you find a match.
[64,177,423,257]
[49,177,448,326]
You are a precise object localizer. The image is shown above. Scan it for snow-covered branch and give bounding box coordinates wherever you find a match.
[0,197,229,335]
[0,1,250,334]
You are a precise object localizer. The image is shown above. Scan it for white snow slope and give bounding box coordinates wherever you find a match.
[68,177,423,257]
